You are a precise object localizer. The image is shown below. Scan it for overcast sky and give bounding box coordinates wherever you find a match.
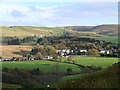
[0,0,118,26]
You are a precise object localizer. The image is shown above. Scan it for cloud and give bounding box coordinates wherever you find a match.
[0,2,118,26]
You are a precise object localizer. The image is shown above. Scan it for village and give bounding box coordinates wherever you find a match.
[0,48,117,62]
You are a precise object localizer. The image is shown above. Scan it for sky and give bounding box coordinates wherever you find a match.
[0,0,118,27]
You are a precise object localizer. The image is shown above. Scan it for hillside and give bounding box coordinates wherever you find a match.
[2,45,33,58]
[2,26,65,38]
[1,24,118,44]
[1,26,65,44]
[54,62,119,88]
[56,24,118,36]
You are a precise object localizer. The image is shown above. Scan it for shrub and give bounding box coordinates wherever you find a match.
[3,67,9,72]
[66,68,73,75]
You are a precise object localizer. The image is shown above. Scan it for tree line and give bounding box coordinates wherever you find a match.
[8,36,34,45]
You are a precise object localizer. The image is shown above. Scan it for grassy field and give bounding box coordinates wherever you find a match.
[92,36,118,43]
[2,26,64,37]
[2,56,119,88]
[2,45,33,58]
[81,36,118,43]
[2,60,81,73]
[2,56,118,72]
[60,56,118,69]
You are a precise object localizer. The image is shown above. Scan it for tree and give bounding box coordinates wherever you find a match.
[67,58,72,63]
[106,45,110,50]
[87,49,99,55]
[35,52,42,60]
[27,54,31,61]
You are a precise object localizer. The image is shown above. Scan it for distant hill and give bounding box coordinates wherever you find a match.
[2,26,65,38]
[1,24,118,44]
[55,24,118,36]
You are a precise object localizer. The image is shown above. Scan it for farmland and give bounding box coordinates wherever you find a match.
[2,60,81,72]
[2,45,33,58]
[2,56,118,71]
[1,25,118,45]
[59,56,118,69]
[2,56,119,88]
[1,25,119,88]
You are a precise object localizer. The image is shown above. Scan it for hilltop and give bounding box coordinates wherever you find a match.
[55,24,118,36]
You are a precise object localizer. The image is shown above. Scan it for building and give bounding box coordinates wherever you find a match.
[42,56,53,60]
[100,50,110,54]
[2,58,11,61]
[100,50,106,54]
[80,50,87,53]
[56,49,71,56]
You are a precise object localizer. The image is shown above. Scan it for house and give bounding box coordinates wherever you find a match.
[47,56,53,59]
[66,49,70,54]
[100,50,110,54]
[42,56,53,60]
[38,35,43,37]
[100,50,106,54]
[2,58,11,61]
[80,50,87,53]
[106,50,110,54]
[71,50,74,53]
[56,50,61,53]
[57,49,71,56]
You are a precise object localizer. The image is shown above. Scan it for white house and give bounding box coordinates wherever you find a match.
[100,50,106,53]
[100,50,110,54]
[2,58,11,61]
[42,56,53,60]
[66,49,70,54]
[106,50,110,54]
[47,56,53,59]
[57,49,71,56]
[80,50,87,53]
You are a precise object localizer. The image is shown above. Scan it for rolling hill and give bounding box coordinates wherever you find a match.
[56,24,118,36]
[1,24,118,44]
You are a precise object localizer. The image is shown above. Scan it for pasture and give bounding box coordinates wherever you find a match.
[2,56,118,72]
[2,60,81,73]
[59,56,118,69]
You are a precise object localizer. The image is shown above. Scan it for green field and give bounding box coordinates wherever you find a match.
[93,36,118,43]
[2,60,81,73]
[81,36,118,43]
[2,56,118,72]
[60,56,118,69]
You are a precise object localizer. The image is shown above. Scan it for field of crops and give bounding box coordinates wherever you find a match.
[2,45,33,58]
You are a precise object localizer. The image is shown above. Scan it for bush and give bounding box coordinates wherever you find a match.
[32,68,40,75]
[66,68,73,75]
[3,67,9,72]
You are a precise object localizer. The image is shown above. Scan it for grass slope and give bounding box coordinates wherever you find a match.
[54,62,119,88]
[2,56,118,72]
[59,56,118,69]
[2,45,33,58]
[58,24,118,36]
[2,60,81,73]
